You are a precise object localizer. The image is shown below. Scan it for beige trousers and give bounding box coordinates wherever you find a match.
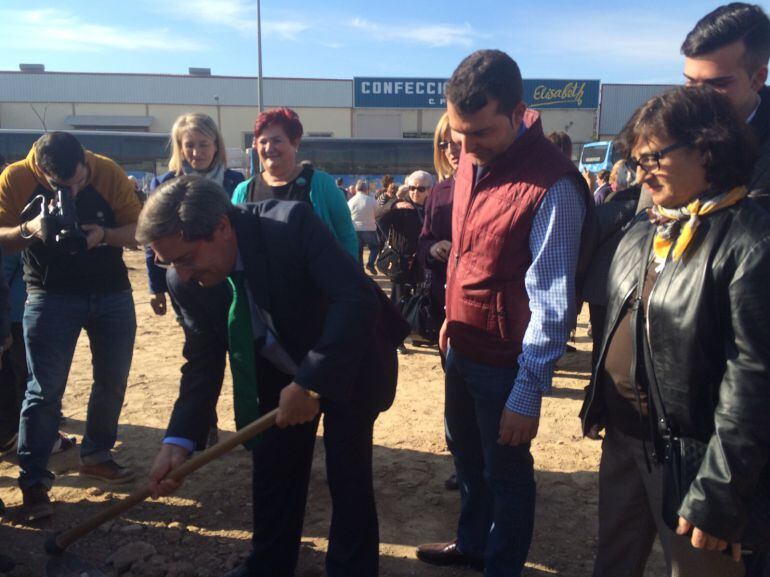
[593,426,745,577]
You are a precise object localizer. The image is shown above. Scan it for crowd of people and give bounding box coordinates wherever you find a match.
[0,3,770,577]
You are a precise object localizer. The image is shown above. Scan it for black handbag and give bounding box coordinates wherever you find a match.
[399,283,439,343]
[376,237,416,283]
[659,434,708,530]
[375,242,399,277]
[648,336,770,550]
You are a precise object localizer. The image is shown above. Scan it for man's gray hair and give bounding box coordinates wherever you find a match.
[406,170,435,187]
[355,179,368,192]
[614,162,636,190]
[136,175,232,244]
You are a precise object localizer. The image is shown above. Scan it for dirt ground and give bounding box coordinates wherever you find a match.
[0,249,666,577]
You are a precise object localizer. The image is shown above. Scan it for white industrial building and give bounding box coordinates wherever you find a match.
[0,65,669,178]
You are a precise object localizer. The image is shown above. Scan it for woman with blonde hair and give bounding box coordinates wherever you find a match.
[145,113,244,317]
[418,111,460,487]
[418,112,459,328]
[432,113,461,183]
[163,113,243,194]
[144,113,244,447]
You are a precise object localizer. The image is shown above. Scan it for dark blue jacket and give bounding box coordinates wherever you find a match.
[165,201,408,448]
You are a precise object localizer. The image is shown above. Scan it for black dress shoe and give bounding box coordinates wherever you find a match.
[416,541,484,571]
[444,473,459,491]
[221,565,253,577]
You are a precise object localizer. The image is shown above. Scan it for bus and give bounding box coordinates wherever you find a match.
[1,130,435,188]
[578,140,620,174]
[246,137,434,187]
[0,129,170,174]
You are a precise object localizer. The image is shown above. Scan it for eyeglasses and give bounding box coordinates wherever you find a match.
[153,241,201,270]
[154,253,194,270]
[438,140,461,151]
[627,142,688,174]
[409,185,428,193]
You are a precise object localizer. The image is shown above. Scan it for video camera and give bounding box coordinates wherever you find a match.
[39,187,88,254]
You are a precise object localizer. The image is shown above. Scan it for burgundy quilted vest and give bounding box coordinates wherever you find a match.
[445,109,580,367]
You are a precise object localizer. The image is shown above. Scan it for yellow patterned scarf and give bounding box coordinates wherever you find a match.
[648,186,748,262]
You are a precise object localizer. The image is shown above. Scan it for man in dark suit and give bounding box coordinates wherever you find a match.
[136,175,407,577]
[682,3,770,208]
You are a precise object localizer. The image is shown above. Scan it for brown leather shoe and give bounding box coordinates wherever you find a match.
[20,484,53,522]
[416,541,484,570]
[79,460,135,484]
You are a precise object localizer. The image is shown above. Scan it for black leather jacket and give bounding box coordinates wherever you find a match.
[748,86,770,210]
[581,197,770,546]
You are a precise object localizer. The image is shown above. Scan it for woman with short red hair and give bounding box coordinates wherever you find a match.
[232,107,357,257]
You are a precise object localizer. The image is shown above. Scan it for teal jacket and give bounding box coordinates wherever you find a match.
[232,169,358,259]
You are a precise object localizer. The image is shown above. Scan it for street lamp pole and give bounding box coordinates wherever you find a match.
[252,0,265,176]
[257,0,264,114]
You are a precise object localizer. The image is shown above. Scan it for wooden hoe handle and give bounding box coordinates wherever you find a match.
[46,408,278,555]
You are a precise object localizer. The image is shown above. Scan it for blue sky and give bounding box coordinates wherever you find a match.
[1,1,768,83]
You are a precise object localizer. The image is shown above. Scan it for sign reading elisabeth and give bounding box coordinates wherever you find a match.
[354,78,600,109]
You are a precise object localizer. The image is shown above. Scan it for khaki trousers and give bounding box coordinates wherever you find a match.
[593,426,745,577]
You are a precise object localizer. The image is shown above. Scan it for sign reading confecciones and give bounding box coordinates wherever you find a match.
[354,77,600,109]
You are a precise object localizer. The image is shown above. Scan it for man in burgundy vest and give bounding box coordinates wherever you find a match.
[416,50,589,577]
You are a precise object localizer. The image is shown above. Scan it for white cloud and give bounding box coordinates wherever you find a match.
[154,0,256,32]
[349,17,478,48]
[1,8,203,52]
[146,1,310,41]
[262,21,312,41]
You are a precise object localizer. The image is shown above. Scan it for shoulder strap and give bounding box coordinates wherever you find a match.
[633,244,671,437]
[386,223,397,252]
[246,175,258,202]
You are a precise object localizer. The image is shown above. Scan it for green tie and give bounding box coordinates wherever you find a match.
[227,272,260,448]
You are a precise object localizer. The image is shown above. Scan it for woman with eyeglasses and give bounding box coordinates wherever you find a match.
[232,107,358,259]
[418,113,459,339]
[416,113,460,486]
[580,85,770,577]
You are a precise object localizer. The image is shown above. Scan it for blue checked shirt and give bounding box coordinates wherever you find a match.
[506,176,585,418]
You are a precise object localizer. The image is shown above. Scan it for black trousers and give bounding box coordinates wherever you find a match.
[0,323,27,443]
[245,358,379,577]
[169,295,218,431]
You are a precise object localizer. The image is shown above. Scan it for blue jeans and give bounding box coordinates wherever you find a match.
[444,348,536,577]
[356,230,380,268]
[18,291,136,490]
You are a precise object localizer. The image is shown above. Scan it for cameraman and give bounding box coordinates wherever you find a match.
[0,132,141,522]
